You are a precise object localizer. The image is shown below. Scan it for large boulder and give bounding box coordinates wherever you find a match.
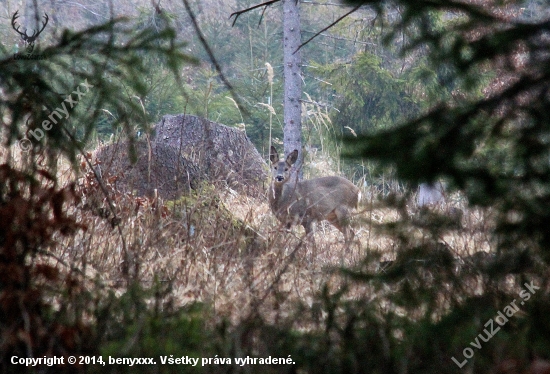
[93,139,200,200]
[153,114,267,197]
[92,115,267,200]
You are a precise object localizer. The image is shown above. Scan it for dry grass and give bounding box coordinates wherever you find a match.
[61,182,375,325]
[4,145,500,329]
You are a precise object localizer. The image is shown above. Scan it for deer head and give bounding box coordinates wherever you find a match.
[270,146,298,185]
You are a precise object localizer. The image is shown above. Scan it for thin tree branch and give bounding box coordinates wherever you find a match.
[294,5,361,54]
[181,0,246,115]
[58,123,131,280]
[229,0,281,26]
[258,3,270,26]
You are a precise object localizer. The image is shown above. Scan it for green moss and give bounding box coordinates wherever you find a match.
[165,182,264,253]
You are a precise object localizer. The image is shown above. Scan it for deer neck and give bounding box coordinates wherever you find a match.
[270,179,298,212]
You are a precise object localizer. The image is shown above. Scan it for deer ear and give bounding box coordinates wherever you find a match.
[287,150,299,165]
[269,146,279,163]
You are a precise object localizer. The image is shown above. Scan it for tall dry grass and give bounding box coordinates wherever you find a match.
[6,141,532,374]
[4,134,502,307]
[7,142,497,331]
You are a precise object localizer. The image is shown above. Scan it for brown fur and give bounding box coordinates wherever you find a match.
[269,146,360,242]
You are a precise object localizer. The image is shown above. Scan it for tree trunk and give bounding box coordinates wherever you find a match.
[282,0,303,179]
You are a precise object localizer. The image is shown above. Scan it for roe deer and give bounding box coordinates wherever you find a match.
[269,146,360,242]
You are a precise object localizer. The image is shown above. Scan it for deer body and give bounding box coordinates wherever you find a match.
[269,146,360,242]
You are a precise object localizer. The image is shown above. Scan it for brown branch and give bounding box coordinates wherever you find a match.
[229,0,281,27]
[294,4,362,54]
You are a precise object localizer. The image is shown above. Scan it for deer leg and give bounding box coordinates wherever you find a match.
[328,218,350,242]
[301,219,316,262]
[285,221,293,232]
[302,219,316,244]
[333,207,354,243]
[302,219,315,238]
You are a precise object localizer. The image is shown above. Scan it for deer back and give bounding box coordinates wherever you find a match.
[295,176,359,219]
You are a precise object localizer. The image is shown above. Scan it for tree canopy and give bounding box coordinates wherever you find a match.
[344,0,550,256]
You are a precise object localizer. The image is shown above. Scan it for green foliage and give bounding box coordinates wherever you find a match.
[319,51,419,135]
[4,2,550,373]
[0,12,198,372]
[93,284,208,374]
[344,0,550,253]
[0,16,195,161]
[326,0,550,371]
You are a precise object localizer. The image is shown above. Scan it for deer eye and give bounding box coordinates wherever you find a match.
[285,168,289,171]
[274,166,277,170]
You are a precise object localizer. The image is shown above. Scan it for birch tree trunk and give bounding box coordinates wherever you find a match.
[282,0,303,179]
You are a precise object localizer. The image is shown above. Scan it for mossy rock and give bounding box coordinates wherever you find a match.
[166,183,264,254]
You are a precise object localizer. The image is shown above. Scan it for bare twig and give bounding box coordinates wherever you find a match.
[246,238,305,320]
[229,0,281,26]
[294,5,362,54]
[301,1,354,5]
[258,2,270,26]
[59,124,130,279]
[181,0,247,116]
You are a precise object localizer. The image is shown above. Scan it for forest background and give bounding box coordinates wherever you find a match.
[1,0,550,373]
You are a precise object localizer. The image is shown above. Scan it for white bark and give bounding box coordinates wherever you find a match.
[282,0,303,178]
